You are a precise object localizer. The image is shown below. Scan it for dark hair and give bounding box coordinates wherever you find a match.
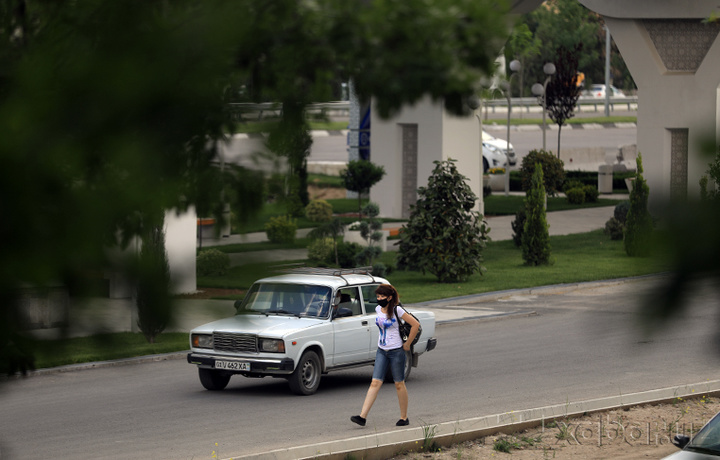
[375,284,399,319]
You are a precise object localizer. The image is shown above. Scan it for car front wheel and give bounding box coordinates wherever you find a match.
[198,368,231,391]
[288,351,321,395]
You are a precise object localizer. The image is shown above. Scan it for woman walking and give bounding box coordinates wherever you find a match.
[350,284,420,427]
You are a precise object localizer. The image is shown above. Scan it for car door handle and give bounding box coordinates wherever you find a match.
[361,321,368,326]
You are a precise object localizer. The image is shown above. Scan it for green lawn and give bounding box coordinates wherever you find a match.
[197,229,668,302]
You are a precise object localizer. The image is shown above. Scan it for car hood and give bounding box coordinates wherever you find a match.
[190,314,325,337]
[484,138,514,151]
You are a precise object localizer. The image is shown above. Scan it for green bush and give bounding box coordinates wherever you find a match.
[197,249,231,277]
[335,241,363,268]
[583,185,599,203]
[305,199,333,223]
[511,208,526,248]
[565,187,585,204]
[562,179,584,193]
[614,201,630,224]
[371,262,393,277]
[264,215,297,244]
[519,149,565,196]
[285,194,305,218]
[397,159,489,283]
[522,163,552,266]
[307,237,334,261]
[604,217,624,240]
[625,154,653,257]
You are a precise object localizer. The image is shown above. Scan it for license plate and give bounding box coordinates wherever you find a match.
[215,360,250,371]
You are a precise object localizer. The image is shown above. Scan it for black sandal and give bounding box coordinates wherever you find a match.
[351,415,366,426]
[396,418,409,426]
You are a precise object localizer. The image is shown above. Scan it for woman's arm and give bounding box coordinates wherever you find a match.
[401,311,420,351]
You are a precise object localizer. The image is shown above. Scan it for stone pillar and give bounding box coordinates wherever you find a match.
[580,1,720,206]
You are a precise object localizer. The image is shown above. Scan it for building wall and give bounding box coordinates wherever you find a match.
[370,97,484,218]
[164,208,197,295]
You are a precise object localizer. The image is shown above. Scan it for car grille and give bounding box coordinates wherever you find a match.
[213,332,257,353]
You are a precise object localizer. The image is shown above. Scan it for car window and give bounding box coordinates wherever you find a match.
[687,412,720,454]
[360,284,380,314]
[335,287,362,317]
[238,283,332,318]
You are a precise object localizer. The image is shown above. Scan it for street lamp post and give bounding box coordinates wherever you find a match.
[531,62,556,151]
[466,94,483,215]
[503,59,521,196]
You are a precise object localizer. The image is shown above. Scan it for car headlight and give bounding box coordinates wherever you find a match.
[484,143,500,153]
[259,338,286,353]
[191,333,213,349]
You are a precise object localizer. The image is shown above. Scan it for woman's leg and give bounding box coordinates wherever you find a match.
[395,381,408,420]
[360,379,383,418]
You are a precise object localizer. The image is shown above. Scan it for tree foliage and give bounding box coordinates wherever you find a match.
[505,0,635,95]
[341,160,386,215]
[397,159,489,283]
[135,226,172,344]
[522,164,552,266]
[519,149,566,196]
[0,0,514,375]
[545,44,583,158]
[624,154,653,257]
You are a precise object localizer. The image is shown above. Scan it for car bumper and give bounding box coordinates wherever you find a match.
[187,353,295,375]
[425,338,437,352]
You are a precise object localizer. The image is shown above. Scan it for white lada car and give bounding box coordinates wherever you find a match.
[187,268,437,395]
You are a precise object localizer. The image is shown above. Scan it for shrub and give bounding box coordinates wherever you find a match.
[307,237,334,262]
[522,163,552,266]
[562,179,584,194]
[519,149,565,196]
[565,187,585,204]
[614,201,630,224]
[340,160,386,215]
[511,208,526,247]
[264,215,297,244]
[196,249,231,277]
[371,262,393,277]
[136,226,172,343]
[604,217,624,240]
[624,153,653,257]
[335,241,363,268]
[285,194,305,218]
[305,199,333,223]
[397,159,489,283]
[583,185,599,203]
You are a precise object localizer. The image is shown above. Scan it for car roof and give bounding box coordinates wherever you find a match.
[253,268,390,291]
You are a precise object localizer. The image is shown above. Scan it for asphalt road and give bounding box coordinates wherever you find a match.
[2,276,719,459]
[219,125,638,169]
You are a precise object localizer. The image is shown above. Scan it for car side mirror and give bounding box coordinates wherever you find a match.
[672,434,690,449]
[234,299,243,314]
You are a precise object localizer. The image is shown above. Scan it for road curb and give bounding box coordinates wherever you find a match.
[231,379,720,460]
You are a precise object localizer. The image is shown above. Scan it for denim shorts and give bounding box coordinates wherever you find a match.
[372,347,406,382]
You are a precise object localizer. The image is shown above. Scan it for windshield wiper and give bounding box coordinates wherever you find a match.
[268,309,301,317]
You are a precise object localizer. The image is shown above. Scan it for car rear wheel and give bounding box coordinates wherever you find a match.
[288,351,321,395]
[198,368,231,391]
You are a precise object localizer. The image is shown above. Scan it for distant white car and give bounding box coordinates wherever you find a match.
[586,84,625,98]
[482,131,515,172]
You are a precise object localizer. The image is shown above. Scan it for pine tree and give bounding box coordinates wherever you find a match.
[522,163,552,265]
[624,153,653,256]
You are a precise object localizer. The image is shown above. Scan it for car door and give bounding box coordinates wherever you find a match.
[331,287,373,365]
[360,284,381,357]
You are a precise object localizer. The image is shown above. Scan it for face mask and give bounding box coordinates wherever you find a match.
[377,298,389,307]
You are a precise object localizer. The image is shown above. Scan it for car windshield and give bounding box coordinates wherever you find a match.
[686,412,720,454]
[237,283,332,319]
